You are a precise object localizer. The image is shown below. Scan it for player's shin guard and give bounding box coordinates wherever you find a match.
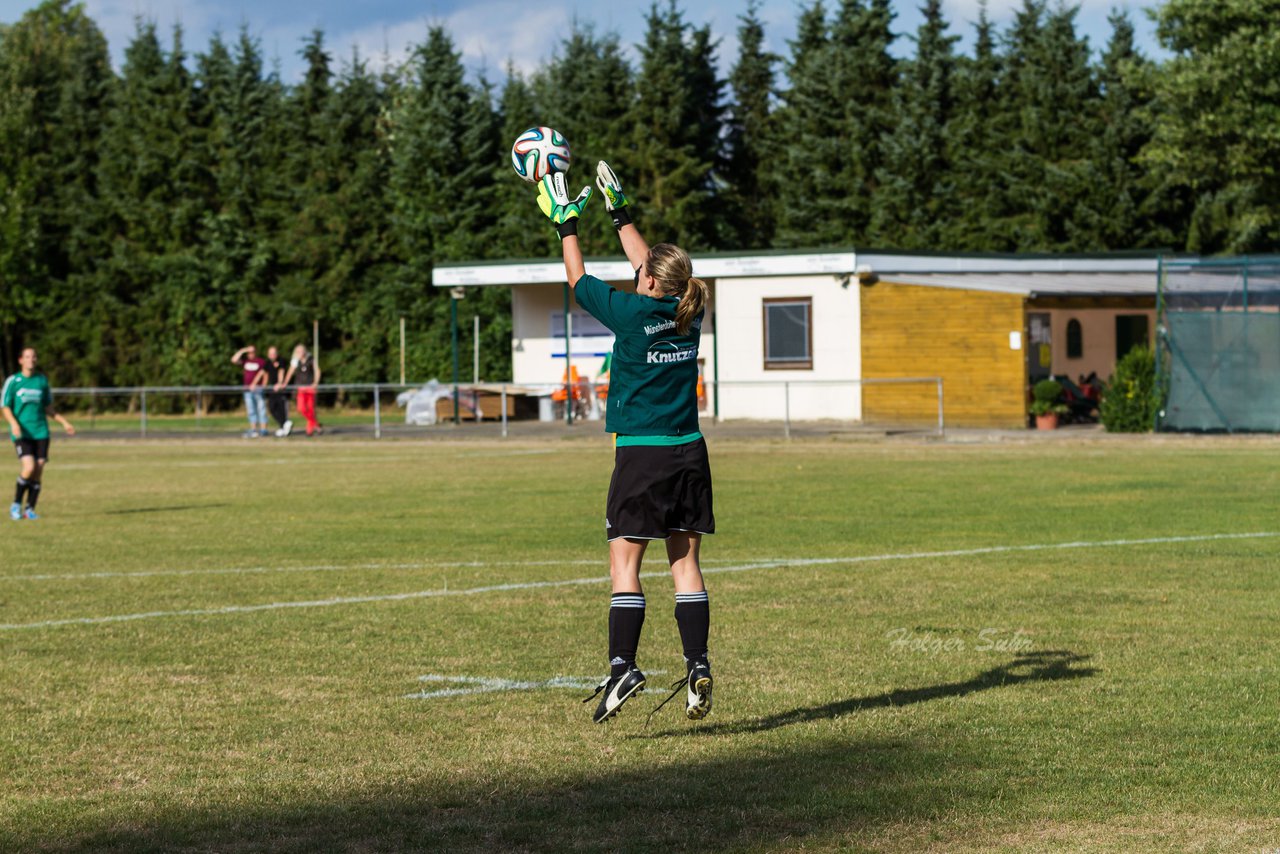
[14,478,28,506]
[608,592,646,678]
[25,481,40,509]
[674,590,710,665]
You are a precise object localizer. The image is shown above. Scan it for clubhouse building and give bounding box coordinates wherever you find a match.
[433,250,1163,428]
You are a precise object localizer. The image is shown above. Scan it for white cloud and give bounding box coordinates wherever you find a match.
[5,0,1163,82]
[81,0,221,65]
[330,3,584,81]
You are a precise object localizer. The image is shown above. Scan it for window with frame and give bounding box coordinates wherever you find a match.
[763,298,813,370]
[1066,318,1083,359]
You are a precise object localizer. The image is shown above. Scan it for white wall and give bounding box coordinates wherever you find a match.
[711,275,861,420]
[512,284,609,386]
[510,283,718,403]
[511,276,861,421]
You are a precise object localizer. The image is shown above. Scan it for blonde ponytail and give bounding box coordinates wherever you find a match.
[645,243,707,335]
[675,276,708,336]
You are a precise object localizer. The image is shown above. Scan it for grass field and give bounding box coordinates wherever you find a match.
[2,432,1279,852]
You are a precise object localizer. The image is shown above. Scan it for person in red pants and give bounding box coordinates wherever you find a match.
[280,344,323,436]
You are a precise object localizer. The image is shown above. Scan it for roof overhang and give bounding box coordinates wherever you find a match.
[431,249,1169,293]
[431,250,858,287]
[879,272,1158,297]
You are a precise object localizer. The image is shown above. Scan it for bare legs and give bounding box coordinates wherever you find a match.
[609,532,704,594]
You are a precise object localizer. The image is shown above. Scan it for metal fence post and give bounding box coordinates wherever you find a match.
[501,384,508,438]
[140,388,148,438]
[784,382,791,440]
[374,383,382,439]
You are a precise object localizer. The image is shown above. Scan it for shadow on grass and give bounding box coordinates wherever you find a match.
[25,737,970,854]
[15,652,1094,854]
[650,650,1097,738]
[99,503,231,516]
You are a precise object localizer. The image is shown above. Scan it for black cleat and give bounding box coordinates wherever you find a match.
[647,658,714,725]
[583,666,646,724]
[684,659,713,720]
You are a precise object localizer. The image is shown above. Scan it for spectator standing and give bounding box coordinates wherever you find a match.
[282,345,322,436]
[263,346,292,437]
[231,345,268,438]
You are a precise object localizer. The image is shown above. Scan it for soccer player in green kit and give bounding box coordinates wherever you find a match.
[2,347,75,521]
[537,163,715,724]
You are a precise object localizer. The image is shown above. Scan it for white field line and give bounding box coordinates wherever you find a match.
[57,449,558,471]
[404,670,668,699]
[0,556,755,583]
[0,559,602,583]
[1,532,1275,633]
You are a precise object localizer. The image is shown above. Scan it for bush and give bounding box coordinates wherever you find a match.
[1100,345,1160,432]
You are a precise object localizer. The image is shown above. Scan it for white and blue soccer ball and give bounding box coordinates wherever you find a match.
[510,126,571,182]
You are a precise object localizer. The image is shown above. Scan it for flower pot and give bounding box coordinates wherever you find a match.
[1035,413,1059,430]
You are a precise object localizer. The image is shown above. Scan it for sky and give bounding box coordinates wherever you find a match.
[0,0,1167,82]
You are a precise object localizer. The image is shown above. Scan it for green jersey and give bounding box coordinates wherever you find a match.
[2,372,52,440]
[573,274,702,437]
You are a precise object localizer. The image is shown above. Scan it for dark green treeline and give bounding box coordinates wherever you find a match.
[0,0,1277,384]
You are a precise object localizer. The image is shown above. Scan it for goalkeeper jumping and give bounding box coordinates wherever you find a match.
[537,163,715,725]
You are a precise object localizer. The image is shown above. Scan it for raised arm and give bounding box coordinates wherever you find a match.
[596,161,648,270]
[537,172,592,286]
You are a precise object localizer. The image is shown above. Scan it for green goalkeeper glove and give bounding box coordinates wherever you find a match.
[595,160,632,230]
[538,172,592,239]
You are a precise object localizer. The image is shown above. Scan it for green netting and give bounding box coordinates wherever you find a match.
[1159,257,1280,432]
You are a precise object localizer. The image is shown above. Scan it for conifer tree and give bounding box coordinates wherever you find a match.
[1075,11,1172,250]
[723,1,779,248]
[998,0,1098,250]
[90,21,178,385]
[495,67,555,259]
[942,2,1004,250]
[776,0,897,247]
[832,0,897,244]
[628,2,723,250]
[773,2,837,247]
[870,0,957,248]
[388,27,502,379]
[531,27,635,253]
[0,0,111,374]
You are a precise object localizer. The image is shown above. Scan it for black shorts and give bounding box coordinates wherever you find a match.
[14,438,50,461]
[605,438,715,541]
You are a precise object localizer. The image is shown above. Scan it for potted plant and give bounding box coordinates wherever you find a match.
[1030,379,1069,430]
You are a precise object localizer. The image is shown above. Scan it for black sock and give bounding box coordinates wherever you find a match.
[14,478,28,506]
[26,481,40,509]
[608,592,646,678]
[674,590,710,667]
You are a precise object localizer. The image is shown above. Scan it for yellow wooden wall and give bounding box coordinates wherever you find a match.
[861,282,1027,428]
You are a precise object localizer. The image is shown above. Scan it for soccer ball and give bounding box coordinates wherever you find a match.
[510,126,571,182]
